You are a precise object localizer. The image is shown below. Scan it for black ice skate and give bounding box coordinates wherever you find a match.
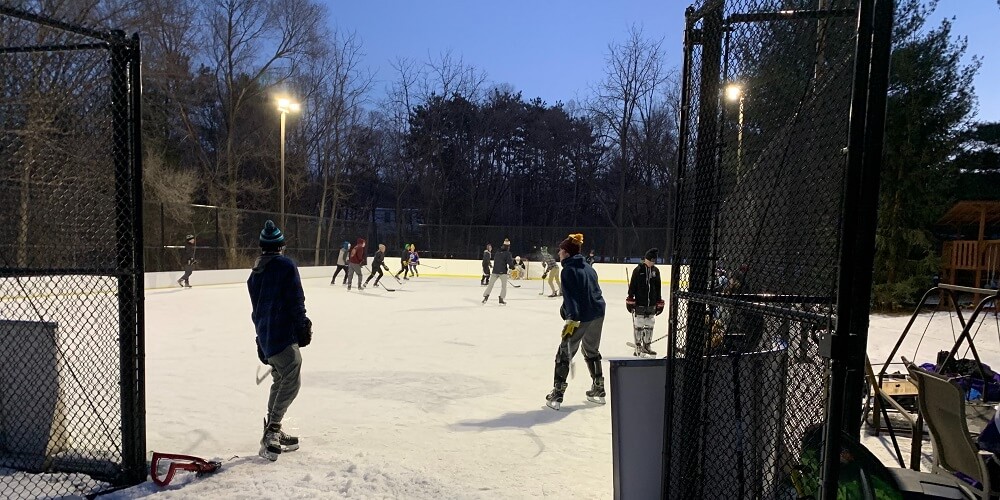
[499,297,506,305]
[642,344,657,356]
[586,378,606,405]
[482,296,489,304]
[545,384,567,410]
[260,419,298,461]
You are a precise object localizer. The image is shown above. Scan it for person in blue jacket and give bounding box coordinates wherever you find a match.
[545,233,607,410]
[248,220,312,461]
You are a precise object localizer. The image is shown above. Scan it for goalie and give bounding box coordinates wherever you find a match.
[626,248,664,357]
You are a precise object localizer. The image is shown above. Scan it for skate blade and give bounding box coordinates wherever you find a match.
[587,396,606,405]
[546,400,562,410]
[281,443,299,452]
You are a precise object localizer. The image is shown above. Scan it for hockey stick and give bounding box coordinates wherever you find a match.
[415,263,440,269]
[378,282,396,292]
[256,366,272,385]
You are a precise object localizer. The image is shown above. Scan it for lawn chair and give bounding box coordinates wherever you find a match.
[907,362,1000,500]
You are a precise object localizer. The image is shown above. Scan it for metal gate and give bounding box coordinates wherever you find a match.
[665,0,892,498]
[0,6,145,498]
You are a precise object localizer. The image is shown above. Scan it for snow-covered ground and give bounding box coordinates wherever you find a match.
[111,276,644,499]
[6,272,999,498]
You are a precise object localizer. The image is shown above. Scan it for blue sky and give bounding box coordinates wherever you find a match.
[328,0,1000,122]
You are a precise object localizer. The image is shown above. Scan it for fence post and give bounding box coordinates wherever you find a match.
[215,206,221,270]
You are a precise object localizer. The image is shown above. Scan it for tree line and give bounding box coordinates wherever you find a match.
[3,0,998,308]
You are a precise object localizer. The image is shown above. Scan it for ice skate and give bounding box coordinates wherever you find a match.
[177,278,184,288]
[586,378,606,405]
[548,293,558,298]
[545,384,566,410]
[259,423,282,461]
[499,297,506,305]
[642,343,657,356]
[482,296,489,304]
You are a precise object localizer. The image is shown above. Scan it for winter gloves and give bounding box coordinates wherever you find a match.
[562,320,581,339]
[626,296,636,313]
[656,300,665,316]
[297,318,313,348]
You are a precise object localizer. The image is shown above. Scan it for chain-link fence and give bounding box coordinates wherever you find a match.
[0,6,145,498]
[665,0,892,498]
[145,201,670,272]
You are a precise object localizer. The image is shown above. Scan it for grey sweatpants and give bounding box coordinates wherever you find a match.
[556,316,605,365]
[348,263,364,288]
[266,344,302,425]
[483,273,509,299]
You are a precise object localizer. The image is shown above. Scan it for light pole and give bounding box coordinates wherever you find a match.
[725,84,744,182]
[276,97,300,229]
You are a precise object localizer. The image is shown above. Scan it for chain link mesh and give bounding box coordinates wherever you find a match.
[143,201,670,271]
[666,1,860,497]
[0,7,144,498]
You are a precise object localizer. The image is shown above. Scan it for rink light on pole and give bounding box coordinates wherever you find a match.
[276,97,301,229]
[725,84,744,182]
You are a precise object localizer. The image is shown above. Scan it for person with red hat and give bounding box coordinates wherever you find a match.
[545,233,607,410]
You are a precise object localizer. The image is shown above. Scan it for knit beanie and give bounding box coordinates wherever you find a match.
[644,248,659,262]
[259,220,284,246]
[559,233,583,255]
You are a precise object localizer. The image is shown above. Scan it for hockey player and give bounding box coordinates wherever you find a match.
[346,238,366,290]
[482,238,514,305]
[626,248,664,357]
[248,220,312,461]
[330,241,350,285]
[481,243,492,285]
[364,243,391,288]
[546,233,607,410]
[540,246,561,297]
[177,234,197,288]
[409,244,420,277]
[394,244,411,280]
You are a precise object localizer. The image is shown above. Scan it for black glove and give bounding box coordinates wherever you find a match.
[626,296,636,313]
[655,300,665,316]
[256,339,268,365]
[297,318,313,347]
[541,270,548,279]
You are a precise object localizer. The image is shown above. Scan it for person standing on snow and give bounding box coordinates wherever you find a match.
[347,238,366,290]
[483,238,514,305]
[330,241,350,285]
[364,243,391,288]
[481,243,493,286]
[248,220,311,461]
[626,248,664,357]
[545,233,607,410]
[177,234,197,288]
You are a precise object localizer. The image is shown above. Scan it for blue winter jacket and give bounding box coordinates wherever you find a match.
[248,253,309,358]
[559,254,606,323]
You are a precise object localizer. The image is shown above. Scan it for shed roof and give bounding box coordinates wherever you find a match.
[936,201,1000,226]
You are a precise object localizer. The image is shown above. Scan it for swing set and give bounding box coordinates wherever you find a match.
[864,283,1000,470]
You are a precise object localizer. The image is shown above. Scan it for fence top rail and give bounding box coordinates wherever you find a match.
[0,5,126,44]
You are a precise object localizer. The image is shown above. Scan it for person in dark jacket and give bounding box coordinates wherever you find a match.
[481,243,492,285]
[626,248,664,357]
[483,238,514,305]
[364,243,391,288]
[330,241,350,285]
[248,220,311,461]
[177,235,197,288]
[395,244,412,280]
[347,237,366,290]
[585,249,596,266]
[546,233,607,410]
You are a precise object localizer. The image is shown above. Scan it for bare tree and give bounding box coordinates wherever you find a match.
[590,25,668,255]
[203,0,324,264]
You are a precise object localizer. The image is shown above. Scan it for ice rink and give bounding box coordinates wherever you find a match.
[111,275,646,499]
[52,273,1000,498]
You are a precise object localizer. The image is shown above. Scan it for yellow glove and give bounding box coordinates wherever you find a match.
[561,320,581,339]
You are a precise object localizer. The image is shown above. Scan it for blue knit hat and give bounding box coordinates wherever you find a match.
[259,220,285,246]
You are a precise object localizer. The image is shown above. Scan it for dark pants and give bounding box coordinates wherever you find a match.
[365,266,384,286]
[395,262,409,279]
[481,265,490,285]
[180,262,193,285]
[331,265,348,284]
